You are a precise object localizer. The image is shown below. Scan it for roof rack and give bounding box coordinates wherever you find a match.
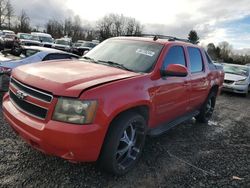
[125,34,192,43]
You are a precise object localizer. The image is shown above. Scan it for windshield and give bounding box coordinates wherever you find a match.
[83,39,164,73]
[19,34,39,41]
[38,36,53,43]
[55,39,70,45]
[224,65,249,77]
[4,34,15,39]
[73,43,82,47]
[3,31,14,35]
[81,42,96,48]
[20,34,32,40]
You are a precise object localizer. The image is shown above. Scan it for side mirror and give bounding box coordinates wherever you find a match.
[83,50,89,56]
[161,64,188,77]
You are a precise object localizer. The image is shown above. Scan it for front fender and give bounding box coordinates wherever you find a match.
[80,74,153,127]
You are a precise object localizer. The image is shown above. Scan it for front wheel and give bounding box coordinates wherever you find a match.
[99,112,147,175]
[196,91,217,123]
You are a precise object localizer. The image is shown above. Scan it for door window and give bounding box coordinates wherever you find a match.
[163,46,186,69]
[188,47,204,73]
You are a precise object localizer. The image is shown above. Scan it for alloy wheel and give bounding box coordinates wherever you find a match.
[116,121,144,170]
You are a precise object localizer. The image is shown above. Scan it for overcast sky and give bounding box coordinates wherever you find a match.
[12,0,250,49]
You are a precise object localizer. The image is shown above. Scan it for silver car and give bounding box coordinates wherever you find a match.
[0,46,79,91]
[222,63,250,96]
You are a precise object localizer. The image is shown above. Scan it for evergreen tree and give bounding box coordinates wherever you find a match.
[188,30,199,44]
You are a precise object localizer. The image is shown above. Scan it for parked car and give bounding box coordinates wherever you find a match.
[0,46,79,91]
[2,30,15,36]
[0,32,16,49]
[31,32,53,48]
[52,38,72,52]
[72,41,98,56]
[2,36,224,175]
[76,40,86,43]
[222,63,250,96]
[16,33,41,46]
[0,30,15,51]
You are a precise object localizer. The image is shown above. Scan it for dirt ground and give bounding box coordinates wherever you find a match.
[0,92,249,188]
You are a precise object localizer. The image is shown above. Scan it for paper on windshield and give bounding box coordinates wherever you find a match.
[136,49,155,57]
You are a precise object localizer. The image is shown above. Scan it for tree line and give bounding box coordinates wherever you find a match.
[46,13,143,42]
[188,30,249,65]
[0,0,143,42]
[206,41,250,65]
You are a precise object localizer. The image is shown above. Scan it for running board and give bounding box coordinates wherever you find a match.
[147,111,200,137]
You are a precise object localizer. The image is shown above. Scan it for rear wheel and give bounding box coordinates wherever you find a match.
[196,91,216,123]
[99,112,147,175]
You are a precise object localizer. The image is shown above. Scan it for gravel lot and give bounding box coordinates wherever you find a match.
[0,92,249,187]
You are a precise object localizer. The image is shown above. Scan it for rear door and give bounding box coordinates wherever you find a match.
[153,45,191,126]
[187,47,208,111]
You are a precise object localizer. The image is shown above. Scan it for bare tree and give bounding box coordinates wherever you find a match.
[6,0,13,29]
[46,15,88,41]
[97,14,143,40]
[0,0,7,29]
[18,10,31,33]
[64,17,72,37]
[218,41,232,60]
[46,19,64,39]
[72,15,84,41]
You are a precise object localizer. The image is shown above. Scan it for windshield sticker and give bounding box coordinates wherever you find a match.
[136,49,155,57]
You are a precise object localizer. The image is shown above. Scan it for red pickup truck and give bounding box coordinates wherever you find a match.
[3,36,224,175]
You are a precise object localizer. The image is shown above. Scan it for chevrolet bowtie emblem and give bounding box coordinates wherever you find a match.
[16,90,28,100]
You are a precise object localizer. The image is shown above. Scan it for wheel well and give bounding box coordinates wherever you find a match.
[112,106,150,124]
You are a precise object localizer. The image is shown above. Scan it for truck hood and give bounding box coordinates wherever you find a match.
[78,47,92,50]
[20,39,41,44]
[12,60,140,97]
[224,73,247,81]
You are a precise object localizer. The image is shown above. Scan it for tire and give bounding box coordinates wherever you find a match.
[196,91,217,123]
[98,112,147,175]
[245,85,250,97]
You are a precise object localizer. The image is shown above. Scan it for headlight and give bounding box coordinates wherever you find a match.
[235,79,247,85]
[52,98,98,124]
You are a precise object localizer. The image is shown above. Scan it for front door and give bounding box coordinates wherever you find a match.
[152,45,191,127]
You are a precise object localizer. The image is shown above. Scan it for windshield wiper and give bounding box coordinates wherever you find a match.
[225,72,244,76]
[97,60,133,72]
[81,56,98,63]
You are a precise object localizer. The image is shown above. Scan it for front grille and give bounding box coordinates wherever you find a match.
[9,90,48,119]
[11,78,53,102]
[224,80,234,84]
[23,42,40,46]
[55,47,66,50]
[44,44,52,48]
